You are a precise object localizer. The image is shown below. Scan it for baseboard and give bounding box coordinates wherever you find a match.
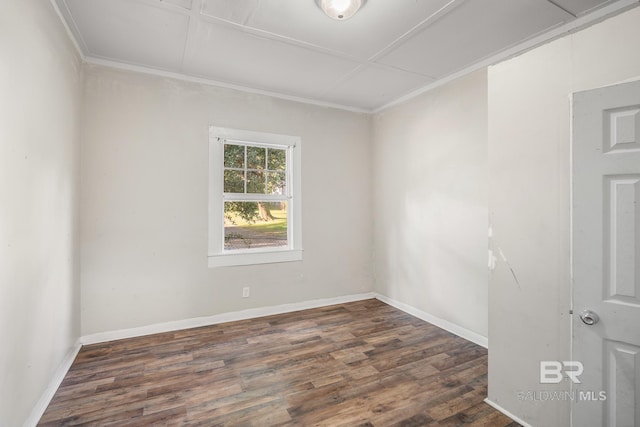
[80,292,376,345]
[23,341,82,427]
[374,293,488,348]
[484,398,532,427]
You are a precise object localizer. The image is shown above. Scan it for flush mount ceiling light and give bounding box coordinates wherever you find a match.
[315,0,365,20]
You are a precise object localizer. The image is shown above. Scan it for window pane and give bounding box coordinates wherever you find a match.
[224,144,244,168]
[224,170,244,193]
[246,170,266,194]
[267,148,286,171]
[247,146,266,170]
[224,201,288,250]
[267,171,286,195]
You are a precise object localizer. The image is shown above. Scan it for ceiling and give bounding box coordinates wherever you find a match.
[55,0,622,111]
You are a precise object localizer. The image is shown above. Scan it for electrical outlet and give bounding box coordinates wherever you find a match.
[242,287,250,298]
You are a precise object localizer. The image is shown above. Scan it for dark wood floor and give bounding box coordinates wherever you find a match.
[39,299,518,426]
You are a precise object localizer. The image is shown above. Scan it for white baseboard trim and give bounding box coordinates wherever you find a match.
[484,398,532,427]
[24,341,82,427]
[80,292,376,345]
[374,293,488,348]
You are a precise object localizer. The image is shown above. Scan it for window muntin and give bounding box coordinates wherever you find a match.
[223,144,287,196]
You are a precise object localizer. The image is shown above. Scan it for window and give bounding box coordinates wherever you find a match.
[208,127,302,267]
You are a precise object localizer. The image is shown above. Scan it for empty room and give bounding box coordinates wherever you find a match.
[2,0,640,426]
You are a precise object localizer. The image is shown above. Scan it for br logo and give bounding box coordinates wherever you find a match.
[540,361,584,384]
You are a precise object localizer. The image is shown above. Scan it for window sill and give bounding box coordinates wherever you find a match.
[208,249,303,268]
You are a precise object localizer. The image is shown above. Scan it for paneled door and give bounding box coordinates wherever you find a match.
[572,80,640,426]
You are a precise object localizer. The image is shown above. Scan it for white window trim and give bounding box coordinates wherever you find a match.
[208,127,302,268]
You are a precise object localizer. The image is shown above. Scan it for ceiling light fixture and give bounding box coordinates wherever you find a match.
[315,0,365,20]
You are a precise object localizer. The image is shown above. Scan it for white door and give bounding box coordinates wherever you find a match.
[573,80,640,426]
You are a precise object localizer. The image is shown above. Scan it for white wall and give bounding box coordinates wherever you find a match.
[372,70,489,341]
[487,6,640,426]
[0,1,82,425]
[80,65,373,335]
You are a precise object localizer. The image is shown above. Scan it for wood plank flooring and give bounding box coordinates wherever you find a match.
[39,299,518,426]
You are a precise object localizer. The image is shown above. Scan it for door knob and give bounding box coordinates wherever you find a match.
[579,310,599,325]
